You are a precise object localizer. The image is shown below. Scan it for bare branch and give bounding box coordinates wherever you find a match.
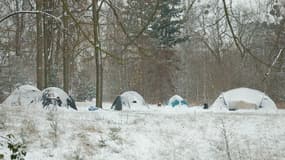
[61,0,121,61]
[263,48,284,81]
[222,0,275,68]
[0,11,63,27]
[185,0,197,17]
[105,0,160,57]
[222,0,244,57]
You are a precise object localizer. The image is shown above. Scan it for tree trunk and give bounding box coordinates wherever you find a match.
[43,1,48,88]
[43,0,54,88]
[63,11,70,93]
[15,0,21,56]
[36,0,45,90]
[92,0,102,107]
[100,49,103,105]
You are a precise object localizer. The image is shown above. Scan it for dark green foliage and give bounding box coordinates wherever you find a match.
[123,0,157,35]
[76,82,96,101]
[5,134,27,160]
[149,0,187,48]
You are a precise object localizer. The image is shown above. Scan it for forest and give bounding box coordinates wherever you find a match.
[0,0,284,107]
[1,1,285,160]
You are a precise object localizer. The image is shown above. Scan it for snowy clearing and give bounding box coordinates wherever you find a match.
[0,103,285,160]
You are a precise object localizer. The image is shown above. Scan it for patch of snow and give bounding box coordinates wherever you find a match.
[1,102,285,160]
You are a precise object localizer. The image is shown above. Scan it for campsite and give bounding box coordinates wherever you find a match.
[1,0,285,159]
[1,86,285,160]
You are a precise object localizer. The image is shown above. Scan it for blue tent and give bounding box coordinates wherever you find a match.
[168,95,189,107]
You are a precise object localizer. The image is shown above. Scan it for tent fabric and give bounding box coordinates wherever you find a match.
[111,91,148,110]
[2,85,41,106]
[211,88,277,110]
[88,106,99,111]
[111,96,122,110]
[41,87,77,110]
[168,95,189,107]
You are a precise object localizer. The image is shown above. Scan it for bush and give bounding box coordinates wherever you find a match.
[75,82,96,101]
[0,134,27,160]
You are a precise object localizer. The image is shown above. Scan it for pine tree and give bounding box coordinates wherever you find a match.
[149,0,186,48]
[123,0,157,36]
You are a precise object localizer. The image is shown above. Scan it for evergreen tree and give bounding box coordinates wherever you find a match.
[123,0,157,36]
[149,0,186,48]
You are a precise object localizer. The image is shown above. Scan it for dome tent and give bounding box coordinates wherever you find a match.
[168,95,189,107]
[2,85,41,106]
[111,91,148,110]
[211,88,277,110]
[41,87,77,110]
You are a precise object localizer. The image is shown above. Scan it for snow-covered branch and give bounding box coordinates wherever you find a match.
[0,11,63,28]
[263,48,284,81]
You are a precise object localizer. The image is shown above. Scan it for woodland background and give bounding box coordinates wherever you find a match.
[0,0,284,106]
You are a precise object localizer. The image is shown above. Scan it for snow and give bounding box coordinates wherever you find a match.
[1,102,285,160]
[2,85,41,106]
[211,88,277,110]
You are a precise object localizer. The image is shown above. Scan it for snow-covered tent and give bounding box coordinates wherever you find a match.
[41,87,77,110]
[211,88,277,110]
[168,95,189,107]
[111,91,148,110]
[2,85,41,106]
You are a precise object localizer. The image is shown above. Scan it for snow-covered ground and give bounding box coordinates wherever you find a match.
[0,102,285,160]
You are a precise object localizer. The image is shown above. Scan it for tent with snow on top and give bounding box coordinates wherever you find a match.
[2,85,41,106]
[41,87,77,110]
[210,88,277,110]
[168,95,189,107]
[111,91,148,110]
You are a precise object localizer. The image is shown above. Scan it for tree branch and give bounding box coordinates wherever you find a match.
[0,11,58,25]
[61,0,121,61]
[263,48,284,81]
[0,10,63,28]
[222,0,275,68]
[222,0,244,57]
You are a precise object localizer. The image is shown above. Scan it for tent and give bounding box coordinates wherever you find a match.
[41,87,77,110]
[111,91,148,110]
[2,85,41,106]
[211,88,277,110]
[168,95,189,107]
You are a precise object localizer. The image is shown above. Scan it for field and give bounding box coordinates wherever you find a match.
[0,103,285,160]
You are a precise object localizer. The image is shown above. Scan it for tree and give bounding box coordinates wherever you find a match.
[92,0,102,108]
[0,1,65,91]
[62,4,71,93]
[144,0,186,102]
[149,0,186,48]
[36,0,45,90]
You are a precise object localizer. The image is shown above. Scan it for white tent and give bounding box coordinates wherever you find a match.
[41,87,77,110]
[2,85,41,106]
[168,95,189,107]
[211,88,277,110]
[111,91,148,110]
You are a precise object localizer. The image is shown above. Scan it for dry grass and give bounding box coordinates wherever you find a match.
[82,126,99,133]
[0,109,7,129]
[19,119,38,144]
[77,132,96,156]
[276,101,285,109]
